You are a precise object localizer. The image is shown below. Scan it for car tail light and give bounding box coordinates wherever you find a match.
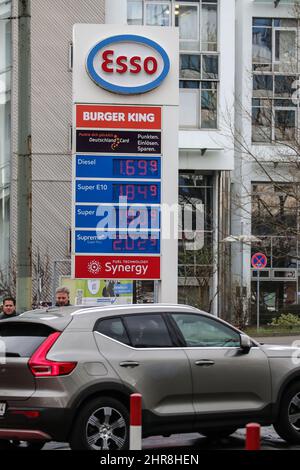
[28,332,77,377]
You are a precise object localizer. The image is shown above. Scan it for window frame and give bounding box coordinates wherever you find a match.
[94,313,181,349]
[175,1,200,44]
[252,18,300,143]
[144,1,172,26]
[273,26,298,73]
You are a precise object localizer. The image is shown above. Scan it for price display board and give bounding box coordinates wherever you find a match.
[75,231,160,254]
[76,181,161,204]
[75,205,160,229]
[76,155,161,179]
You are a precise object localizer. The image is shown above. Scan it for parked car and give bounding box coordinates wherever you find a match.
[1,303,300,450]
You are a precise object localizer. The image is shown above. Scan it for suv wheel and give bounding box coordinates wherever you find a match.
[274,382,300,444]
[70,397,129,450]
[198,427,237,440]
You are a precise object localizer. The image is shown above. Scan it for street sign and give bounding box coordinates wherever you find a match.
[251,252,267,331]
[251,252,267,269]
[72,25,179,291]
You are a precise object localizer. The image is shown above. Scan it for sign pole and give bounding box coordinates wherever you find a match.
[72,25,179,303]
[251,253,267,331]
[257,269,260,331]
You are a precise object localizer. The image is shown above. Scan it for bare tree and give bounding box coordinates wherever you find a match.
[0,249,51,306]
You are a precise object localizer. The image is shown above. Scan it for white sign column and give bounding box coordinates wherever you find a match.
[72,24,179,303]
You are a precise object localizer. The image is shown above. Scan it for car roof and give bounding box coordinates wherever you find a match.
[59,303,205,330]
[4,304,232,332]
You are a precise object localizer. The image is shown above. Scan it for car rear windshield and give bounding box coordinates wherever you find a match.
[0,323,56,358]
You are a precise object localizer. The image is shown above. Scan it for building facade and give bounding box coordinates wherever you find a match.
[233,0,300,324]
[1,0,299,320]
[0,0,11,278]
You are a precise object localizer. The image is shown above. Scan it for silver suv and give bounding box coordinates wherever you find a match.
[1,303,300,450]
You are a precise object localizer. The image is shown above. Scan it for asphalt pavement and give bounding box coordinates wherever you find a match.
[42,426,300,451]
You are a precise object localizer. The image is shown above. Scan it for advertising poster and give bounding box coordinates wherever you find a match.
[60,276,133,306]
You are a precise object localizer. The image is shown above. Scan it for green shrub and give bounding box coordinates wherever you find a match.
[270,313,300,327]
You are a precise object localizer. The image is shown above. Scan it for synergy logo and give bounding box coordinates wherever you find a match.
[86,35,170,94]
[87,260,102,275]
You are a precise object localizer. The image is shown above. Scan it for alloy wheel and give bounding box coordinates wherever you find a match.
[85,406,127,450]
[288,392,300,432]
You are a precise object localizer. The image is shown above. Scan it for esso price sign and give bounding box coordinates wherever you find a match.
[86,34,170,94]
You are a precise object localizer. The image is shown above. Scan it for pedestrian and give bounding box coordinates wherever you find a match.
[55,287,71,307]
[0,296,17,320]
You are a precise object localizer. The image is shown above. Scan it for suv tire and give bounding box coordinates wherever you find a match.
[70,397,129,450]
[274,382,300,444]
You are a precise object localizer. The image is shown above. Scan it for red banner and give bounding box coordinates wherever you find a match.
[76,105,161,129]
[74,255,161,280]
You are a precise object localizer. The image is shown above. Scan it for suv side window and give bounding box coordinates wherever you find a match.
[95,317,130,345]
[123,314,173,348]
[171,314,240,348]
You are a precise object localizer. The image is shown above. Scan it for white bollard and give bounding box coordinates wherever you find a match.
[129,393,142,450]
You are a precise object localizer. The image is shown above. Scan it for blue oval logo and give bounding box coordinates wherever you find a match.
[86,34,170,95]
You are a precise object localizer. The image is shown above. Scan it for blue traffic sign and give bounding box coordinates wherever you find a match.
[251,252,267,269]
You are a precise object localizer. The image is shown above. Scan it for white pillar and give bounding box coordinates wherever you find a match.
[105,0,127,24]
[160,106,179,303]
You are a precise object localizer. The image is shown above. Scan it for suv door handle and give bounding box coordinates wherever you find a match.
[195,360,215,367]
[119,361,140,368]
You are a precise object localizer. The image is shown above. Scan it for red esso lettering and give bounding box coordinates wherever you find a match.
[143,57,158,75]
[101,50,158,75]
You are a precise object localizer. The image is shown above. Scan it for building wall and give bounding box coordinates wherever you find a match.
[0,0,11,276]
[232,0,299,322]
[10,0,105,299]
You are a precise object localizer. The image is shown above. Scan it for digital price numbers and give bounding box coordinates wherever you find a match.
[76,181,161,204]
[76,155,161,179]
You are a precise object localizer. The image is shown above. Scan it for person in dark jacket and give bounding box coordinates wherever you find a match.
[55,287,71,307]
[0,296,17,320]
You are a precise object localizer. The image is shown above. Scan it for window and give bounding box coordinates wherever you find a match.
[178,171,214,298]
[0,323,55,358]
[95,317,130,345]
[146,2,171,26]
[201,2,218,52]
[123,314,173,348]
[171,313,240,347]
[252,183,298,238]
[175,3,199,48]
[127,1,219,129]
[274,29,297,73]
[252,18,299,142]
[251,182,300,324]
[128,0,143,24]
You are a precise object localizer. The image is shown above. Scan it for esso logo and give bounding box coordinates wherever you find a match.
[86,35,170,95]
